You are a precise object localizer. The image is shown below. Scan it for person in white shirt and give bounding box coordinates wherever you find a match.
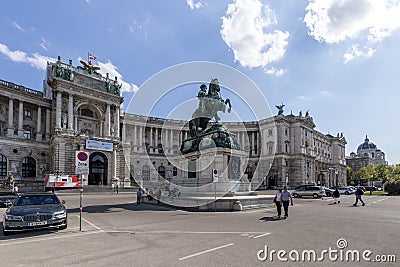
[280,186,293,218]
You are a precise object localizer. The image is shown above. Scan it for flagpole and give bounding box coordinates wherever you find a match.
[87,52,89,62]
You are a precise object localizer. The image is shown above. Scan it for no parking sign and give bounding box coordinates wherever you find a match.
[75,151,89,174]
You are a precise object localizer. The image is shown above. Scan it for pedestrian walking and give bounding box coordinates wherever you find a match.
[115,181,119,194]
[111,182,115,193]
[280,186,293,218]
[137,188,142,205]
[156,189,162,205]
[353,186,365,206]
[333,187,341,204]
[274,188,282,218]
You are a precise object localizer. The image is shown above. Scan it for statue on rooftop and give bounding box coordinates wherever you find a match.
[276,103,285,115]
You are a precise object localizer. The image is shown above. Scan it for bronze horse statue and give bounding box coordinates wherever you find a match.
[189,79,231,137]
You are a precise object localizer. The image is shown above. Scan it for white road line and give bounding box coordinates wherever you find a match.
[253,232,271,239]
[133,231,265,234]
[179,243,235,261]
[0,230,104,247]
[75,215,101,230]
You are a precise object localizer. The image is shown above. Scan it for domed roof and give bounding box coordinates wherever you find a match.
[357,135,377,151]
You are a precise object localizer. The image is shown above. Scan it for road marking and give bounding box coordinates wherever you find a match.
[134,231,266,234]
[75,215,101,230]
[0,230,104,247]
[253,232,271,239]
[179,243,235,261]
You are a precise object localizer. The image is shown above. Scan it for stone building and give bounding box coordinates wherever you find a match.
[346,135,386,171]
[0,57,347,191]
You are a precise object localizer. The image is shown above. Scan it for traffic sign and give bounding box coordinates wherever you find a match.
[213,169,219,182]
[75,151,89,175]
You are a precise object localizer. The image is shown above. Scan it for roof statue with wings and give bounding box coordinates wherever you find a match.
[79,60,100,75]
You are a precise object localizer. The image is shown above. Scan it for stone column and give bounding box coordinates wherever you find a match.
[115,106,120,138]
[150,127,153,147]
[184,131,188,140]
[256,131,260,155]
[18,101,24,137]
[155,127,158,147]
[251,132,255,155]
[133,125,137,146]
[170,129,173,149]
[56,91,62,129]
[68,94,74,130]
[45,108,50,140]
[7,98,14,136]
[139,126,143,148]
[36,106,42,141]
[105,104,111,136]
[113,148,117,180]
[241,132,245,151]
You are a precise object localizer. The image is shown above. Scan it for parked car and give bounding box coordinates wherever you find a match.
[294,184,316,191]
[364,186,377,192]
[3,193,67,236]
[292,186,326,199]
[334,186,355,195]
[0,191,18,207]
[322,187,334,197]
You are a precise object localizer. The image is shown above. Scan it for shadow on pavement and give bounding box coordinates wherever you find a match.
[67,202,178,214]
[259,216,282,222]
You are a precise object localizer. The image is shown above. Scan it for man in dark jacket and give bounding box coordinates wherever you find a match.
[333,188,340,204]
[353,186,365,206]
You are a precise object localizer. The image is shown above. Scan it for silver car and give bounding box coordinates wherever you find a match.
[292,186,326,199]
[3,193,67,236]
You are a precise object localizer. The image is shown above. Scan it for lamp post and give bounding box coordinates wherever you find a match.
[335,169,339,187]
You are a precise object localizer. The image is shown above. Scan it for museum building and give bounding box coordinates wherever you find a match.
[0,57,347,191]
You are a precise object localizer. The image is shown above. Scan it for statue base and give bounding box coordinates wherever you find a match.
[180,123,240,154]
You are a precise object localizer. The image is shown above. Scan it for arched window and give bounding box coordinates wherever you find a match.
[81,108,94,118]
[142,165,150,180]
[22,157,36,177]
[158,166,165,178]
[0,154,7,177]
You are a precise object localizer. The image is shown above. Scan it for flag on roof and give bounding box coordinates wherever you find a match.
[88,53,96,60]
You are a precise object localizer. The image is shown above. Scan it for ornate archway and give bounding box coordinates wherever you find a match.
[88,152,108,185]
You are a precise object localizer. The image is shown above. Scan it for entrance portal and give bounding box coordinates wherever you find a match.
[88,152,108,185]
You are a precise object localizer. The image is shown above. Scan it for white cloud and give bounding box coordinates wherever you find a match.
[0,43,54,69]
[265,67,285,76]
[95,60,139,93]
[343,44,375,63]
[40,38,50,51]
[186,0,204,10]
[13,22,25,32]
[221,0,289,68]
[304,0,400,62]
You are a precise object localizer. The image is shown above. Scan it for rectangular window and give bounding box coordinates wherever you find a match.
[188,160,196,178]
[268,129,273,136]
[24,110,32,118]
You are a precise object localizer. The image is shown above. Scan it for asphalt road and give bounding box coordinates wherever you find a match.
[0,192,398,267]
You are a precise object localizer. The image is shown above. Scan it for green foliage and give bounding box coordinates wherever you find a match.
[384,180,400,195]
[347,163,400,185]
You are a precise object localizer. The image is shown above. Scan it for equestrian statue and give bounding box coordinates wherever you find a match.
[189,78,232,137]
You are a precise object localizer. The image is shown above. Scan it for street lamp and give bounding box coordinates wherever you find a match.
[335,169,339,187]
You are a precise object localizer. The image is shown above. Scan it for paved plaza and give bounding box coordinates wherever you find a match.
[0,192,398,266]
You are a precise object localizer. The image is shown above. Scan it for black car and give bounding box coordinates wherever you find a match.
[0,191,18,207]
[322,187,334,197]
[3,193,67,236]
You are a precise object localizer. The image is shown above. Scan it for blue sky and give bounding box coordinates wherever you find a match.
[1,0,400,163]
